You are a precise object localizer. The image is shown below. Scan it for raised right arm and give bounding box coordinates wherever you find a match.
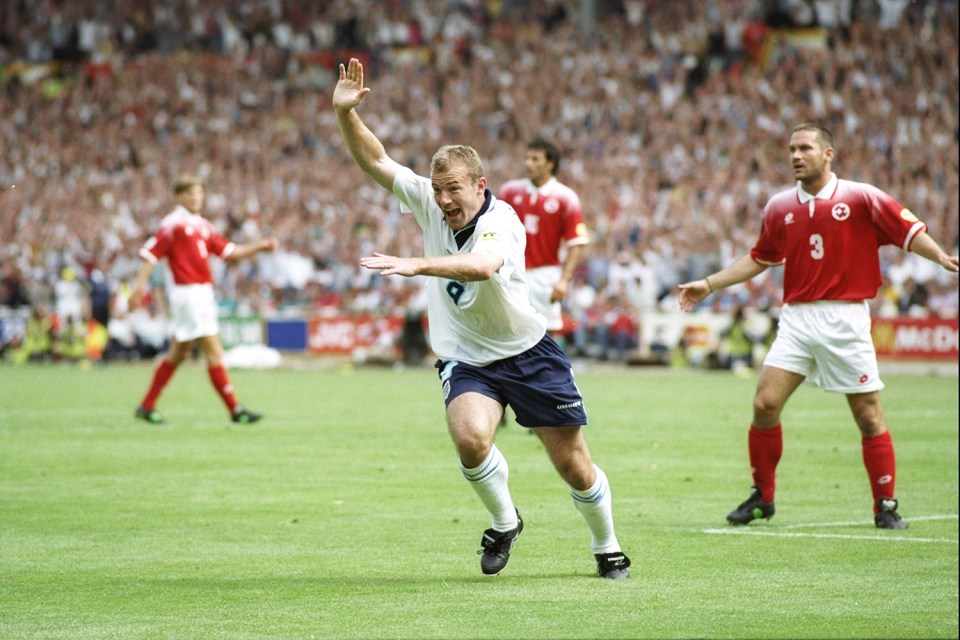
[333,58,402,192]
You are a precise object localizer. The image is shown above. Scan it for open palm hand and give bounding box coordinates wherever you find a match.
[333,57,371,113]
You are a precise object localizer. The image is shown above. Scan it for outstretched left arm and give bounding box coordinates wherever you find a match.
[225,237,279,262]
[909,231,959,273]
[361,251,504,281]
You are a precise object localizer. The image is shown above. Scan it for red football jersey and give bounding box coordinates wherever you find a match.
[139,206,235,285]
[751,174,926,303]
[499,177,589,269]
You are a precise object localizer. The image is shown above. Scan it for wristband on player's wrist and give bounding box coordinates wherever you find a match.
[704,276,714,293]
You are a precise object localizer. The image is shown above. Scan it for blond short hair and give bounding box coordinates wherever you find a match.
[430,145,484,183]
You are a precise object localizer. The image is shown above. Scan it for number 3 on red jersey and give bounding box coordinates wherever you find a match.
[809,234,824,260]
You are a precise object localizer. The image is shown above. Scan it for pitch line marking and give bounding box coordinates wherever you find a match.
[778,514,958,529]
[701,528,956,543]
[703,514,958,544]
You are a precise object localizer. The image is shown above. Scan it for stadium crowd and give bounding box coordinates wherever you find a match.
[1,0,957,364]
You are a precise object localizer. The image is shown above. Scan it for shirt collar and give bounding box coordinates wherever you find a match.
[527,176,556,194]
[797,172,838,203]
[453,189,494,249]
[173,204,202,220]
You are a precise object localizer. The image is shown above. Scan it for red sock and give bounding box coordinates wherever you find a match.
[862,431,896,513]
[208,365,238,414]
[749,424,782,503]
[141,358,176,410]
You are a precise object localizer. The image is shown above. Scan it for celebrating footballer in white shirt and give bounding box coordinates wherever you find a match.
[333,57,630,579]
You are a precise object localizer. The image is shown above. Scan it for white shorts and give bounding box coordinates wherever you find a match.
[527,266,563,332]
[764,301,884,394]
[168,284,219,342]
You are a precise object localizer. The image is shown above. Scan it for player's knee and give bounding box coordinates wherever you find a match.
[752,393,782,421]
[853,408,886,437]
[848,393,885,436]
[449,428,492,467]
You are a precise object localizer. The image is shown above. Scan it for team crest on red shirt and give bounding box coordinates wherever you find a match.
[832,203,851,221]
[543,198,560,214]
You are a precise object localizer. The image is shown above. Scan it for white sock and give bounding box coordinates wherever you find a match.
[571,465,621,554]
[460,445,517,531]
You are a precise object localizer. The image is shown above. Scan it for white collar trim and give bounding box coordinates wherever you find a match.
[797,172,838,203]
[525,176,557,194]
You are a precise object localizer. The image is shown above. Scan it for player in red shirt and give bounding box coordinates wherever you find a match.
[130,174,278,424]
[499,138,589,335]
[679,123,958,529]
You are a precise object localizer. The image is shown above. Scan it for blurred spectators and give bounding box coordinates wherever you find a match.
[0,259,30,308]
[0,0,956,363]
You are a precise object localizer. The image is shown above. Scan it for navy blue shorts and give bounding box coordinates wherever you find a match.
[435,334,588,428]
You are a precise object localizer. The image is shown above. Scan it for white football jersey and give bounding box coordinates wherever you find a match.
[392,166,546,366]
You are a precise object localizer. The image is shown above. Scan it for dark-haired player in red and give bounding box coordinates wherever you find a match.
[130,174,278,424]
[679,123,958,529]
[499,138,589,338]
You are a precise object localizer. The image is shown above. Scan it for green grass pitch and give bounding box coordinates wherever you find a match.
[1,362,956,639]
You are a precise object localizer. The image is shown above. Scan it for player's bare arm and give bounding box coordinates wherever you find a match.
[225,237,279,262]
[128,260,155,310]
[678,254,768,311]
[361,251,504,281]
[552,244,587,303]
[333,58,402,191]
[908,231,960,273]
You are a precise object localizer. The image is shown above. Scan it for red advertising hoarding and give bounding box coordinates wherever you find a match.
[871,317,959,360]
[292,314,957,361]
[307,315,404,355]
